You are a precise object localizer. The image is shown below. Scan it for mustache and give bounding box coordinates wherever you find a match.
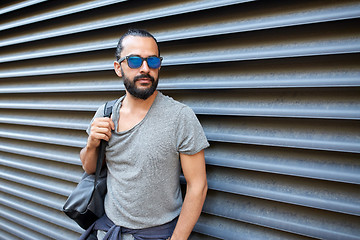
[134,74,154,82]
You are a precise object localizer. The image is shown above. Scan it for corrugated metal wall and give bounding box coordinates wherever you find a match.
[0,0,359,239]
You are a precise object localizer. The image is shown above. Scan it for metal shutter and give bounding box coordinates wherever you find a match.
[1,0,359,239]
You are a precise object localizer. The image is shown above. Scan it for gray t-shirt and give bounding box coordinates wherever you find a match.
[87,91,209,229]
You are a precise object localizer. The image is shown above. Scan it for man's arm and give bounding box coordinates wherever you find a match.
[80,117,114,174]
[171,150,208,240]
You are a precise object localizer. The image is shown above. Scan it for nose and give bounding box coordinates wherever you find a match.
[139,59,150,73]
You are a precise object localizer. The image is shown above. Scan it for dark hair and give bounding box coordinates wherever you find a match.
[115,29,160,61]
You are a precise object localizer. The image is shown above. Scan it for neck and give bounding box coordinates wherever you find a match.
[123,90,158,112]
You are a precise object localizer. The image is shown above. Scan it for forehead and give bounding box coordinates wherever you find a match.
[121,35,159,57]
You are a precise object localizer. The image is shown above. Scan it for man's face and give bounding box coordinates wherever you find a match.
[114,36,160,100]
[121,67,158,100]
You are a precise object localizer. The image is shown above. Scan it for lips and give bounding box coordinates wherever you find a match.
[134,74,154,84]
[138,78,151,81]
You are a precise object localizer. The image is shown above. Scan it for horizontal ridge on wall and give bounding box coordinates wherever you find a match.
[0,0,127,31]
[202,190,360,240]
[1,113,359,153]
[204,143,360,185]
[1,205,80,239]
[0,2,359,63]
[1,180,71,210]
[0,0,255,48]
[182,170,360,216]
[0,139,80,165]
[0,0,46,15]
[0,154,80,183]
[1,38,359,78]
[1,90,359,119]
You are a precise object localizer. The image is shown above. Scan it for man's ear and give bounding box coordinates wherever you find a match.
[114,61,122,77]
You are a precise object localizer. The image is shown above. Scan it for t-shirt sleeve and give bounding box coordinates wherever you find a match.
[86,103,106,135]
[176,106,210,155]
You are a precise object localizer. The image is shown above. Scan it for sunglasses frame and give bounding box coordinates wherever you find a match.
[118,55,163,69]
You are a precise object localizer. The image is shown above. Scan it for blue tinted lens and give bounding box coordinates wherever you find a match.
[127,56,143,68]
[147,57,161,69]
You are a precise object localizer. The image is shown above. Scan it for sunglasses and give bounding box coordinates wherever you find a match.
[119,55,163,69]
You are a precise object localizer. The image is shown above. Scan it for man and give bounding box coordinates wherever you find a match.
[80,29,209,240]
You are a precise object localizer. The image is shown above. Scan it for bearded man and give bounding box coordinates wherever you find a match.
[79,29,209,240]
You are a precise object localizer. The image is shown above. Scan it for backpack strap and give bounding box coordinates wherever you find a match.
[103,99,117,118]
[95,99,117,183]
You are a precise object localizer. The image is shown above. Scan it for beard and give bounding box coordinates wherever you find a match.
[122,69,158,100]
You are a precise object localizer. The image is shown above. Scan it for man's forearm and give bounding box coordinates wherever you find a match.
[80,144,99,174]
[171,182,208,240]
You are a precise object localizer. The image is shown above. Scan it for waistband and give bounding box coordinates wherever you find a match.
[79,214,178,240]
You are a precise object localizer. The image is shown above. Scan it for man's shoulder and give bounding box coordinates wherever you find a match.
[157,91,187,110]
[156,92,198,123]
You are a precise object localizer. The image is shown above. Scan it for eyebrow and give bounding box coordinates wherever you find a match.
[128,54,159,57]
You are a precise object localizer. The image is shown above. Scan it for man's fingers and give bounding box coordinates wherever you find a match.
[93,132,111,142]
[87,117,115,148]
[91,125,112,138]
[93,118,114,129]
[90,132,111,142]
[92,127,111,136]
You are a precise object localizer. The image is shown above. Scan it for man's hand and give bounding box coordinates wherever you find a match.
[87,117,115,148]
[80,117,115,174]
